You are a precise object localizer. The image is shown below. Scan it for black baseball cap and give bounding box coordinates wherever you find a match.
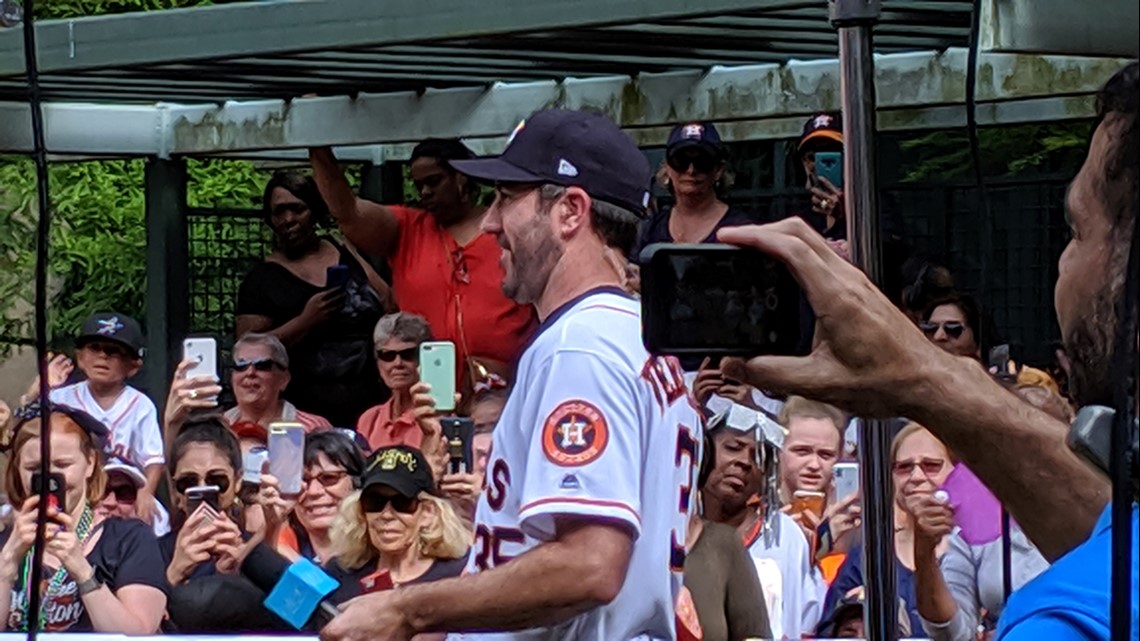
[14,400,110,452]
[75,312,145,358]
[798,112,843,153]
[666,122,724,158]
[449,109,653,217]
[360,446,436,498]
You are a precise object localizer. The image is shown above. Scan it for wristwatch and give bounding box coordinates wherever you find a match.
[77,574,104,596]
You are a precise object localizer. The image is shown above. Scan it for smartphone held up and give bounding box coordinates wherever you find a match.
[639,243,802,360]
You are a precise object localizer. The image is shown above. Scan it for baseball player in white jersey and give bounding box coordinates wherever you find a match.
[322,110,702,641]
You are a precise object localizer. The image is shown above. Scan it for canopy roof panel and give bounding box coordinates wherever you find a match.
[0,0,972,104]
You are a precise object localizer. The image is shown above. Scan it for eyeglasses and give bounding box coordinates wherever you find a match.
[376,347,418,363]
[173,473,232,496]
[104,483,138,504]
[919,321,966,339]
[303,470,349,490]
[667,153,718,174]
[233,358,284,373]
[360,491,419,514]
[892,458,947,477]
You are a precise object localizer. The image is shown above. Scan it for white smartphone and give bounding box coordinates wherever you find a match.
[833,461,860,501]
[182,337,218,381]
[268,422,305,495]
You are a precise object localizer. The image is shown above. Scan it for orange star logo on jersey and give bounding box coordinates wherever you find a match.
[542,400,609,466]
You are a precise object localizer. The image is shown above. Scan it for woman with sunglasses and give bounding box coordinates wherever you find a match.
[162,417,248,587]
[259,430,365,564]
[822,423,955,636]
[0,405,167,633]
[631,122,752,259]
[326,446,470,607]
[356,312,434,452]
[921,293,993,361]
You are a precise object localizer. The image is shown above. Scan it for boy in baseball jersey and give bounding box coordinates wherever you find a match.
[321,110,701,641]
[49,312,165,526]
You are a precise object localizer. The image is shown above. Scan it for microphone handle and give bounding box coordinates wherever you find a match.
[318,600,341,624]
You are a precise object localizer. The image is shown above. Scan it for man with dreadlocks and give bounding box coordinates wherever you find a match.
[698,408,825,639]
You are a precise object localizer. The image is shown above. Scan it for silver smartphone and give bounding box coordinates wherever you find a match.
[832,461,860,501]
[268,422,305,495]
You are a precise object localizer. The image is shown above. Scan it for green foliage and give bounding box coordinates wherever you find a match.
[0,157,148,352]
[33,0,213,19]
[898,122,1092,183]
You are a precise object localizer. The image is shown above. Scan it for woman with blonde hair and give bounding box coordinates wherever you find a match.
[0,403,167,633]
[326,445,470,603]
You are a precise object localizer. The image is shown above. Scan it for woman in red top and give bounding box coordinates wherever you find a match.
[310,139,536,397]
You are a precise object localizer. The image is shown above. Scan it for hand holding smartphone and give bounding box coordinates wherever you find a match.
[832,462,860,502]
[182,337,219,381]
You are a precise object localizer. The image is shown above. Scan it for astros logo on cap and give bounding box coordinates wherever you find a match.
[813,114,834,129]
[97,317,124,336]
[542,400,609,466]
[682,123,704,139]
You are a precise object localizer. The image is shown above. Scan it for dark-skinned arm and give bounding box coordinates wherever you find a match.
[309,147,401,257]
[398,519,632,634]
[903,353,1107,561]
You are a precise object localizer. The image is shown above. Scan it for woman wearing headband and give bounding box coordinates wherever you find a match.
[0,404,167,633]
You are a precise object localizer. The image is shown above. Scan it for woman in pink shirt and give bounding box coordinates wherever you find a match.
[356,313,433,451]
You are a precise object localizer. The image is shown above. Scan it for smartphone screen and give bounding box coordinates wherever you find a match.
[183,337,219,382]
[326,264,350,289]
[439,417,475,474]
[639,244,801,357]
[31,472,67,513]
[419,342,457,413]
[814,151,843,189]
[268,423,306,495]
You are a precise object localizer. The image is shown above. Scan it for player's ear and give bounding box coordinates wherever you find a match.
[555,186,592,238]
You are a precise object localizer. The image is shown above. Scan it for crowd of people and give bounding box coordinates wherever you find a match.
[0,60,1135,641]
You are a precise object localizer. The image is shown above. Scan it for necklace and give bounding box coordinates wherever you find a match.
[14,504,95,631]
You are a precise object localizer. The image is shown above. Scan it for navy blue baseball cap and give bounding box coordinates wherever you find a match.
[666,122,724,158]
[449,109,653,217]
[76,312,145,358]
[799,112,843,153]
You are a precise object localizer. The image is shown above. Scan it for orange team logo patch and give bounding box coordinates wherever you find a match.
[542,400,609,466]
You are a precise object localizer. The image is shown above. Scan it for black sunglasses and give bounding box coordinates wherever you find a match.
[667,153,718,174]
[173,473,232,496]
[920,321,966,339]
[104,482,138,504]
[375,347,418,363]
[360,491,420,514]
[233,357,283,373]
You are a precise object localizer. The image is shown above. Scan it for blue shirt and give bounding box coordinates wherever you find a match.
[823,544,925,636]
[998,503,1139,641]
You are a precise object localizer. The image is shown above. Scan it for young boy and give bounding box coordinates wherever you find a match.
[48,312,165,526]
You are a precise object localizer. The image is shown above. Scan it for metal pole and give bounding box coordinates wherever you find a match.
[830,2,897,641]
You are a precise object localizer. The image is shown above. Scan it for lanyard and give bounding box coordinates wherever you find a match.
[14,504,95,631]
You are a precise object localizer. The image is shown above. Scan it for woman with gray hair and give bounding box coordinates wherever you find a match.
[356,312,434,452]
